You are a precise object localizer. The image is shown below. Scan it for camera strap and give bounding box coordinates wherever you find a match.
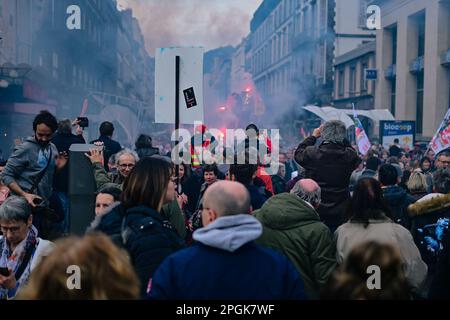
[29,148,53,195]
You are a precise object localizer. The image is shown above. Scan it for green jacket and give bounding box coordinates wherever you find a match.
[254,193,337,299]
[92,163,186,240]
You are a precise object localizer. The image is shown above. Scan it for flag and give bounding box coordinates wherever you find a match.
[80,99,89,117]
[300,127,307,139]
[429,108,450,155]
[352,104,371,156]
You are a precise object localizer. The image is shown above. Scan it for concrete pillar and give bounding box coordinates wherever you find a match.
[395,14,418,122]
[375,28,393,111]
[423,2,450,138]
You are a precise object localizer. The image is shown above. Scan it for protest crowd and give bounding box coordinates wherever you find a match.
[1,110,450,300]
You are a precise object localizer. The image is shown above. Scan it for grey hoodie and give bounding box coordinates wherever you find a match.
[0,137,57,200]
[193,214,262,252]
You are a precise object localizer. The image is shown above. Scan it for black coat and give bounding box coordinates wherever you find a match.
[90,203,185,297]
[382,185,416,229]
[429,230,450,299]
[51,132,85,193]
[123,206,185,297]
[295,136,359,229]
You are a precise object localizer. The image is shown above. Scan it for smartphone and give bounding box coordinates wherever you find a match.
[0,267,9,277]
[77,117,89,128]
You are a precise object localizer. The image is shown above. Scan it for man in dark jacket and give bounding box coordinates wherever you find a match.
[229,163,268,210]
[148,181,307,300]
[295,121,359,231]
[90,121,122,170]
[254,179,336,299]
[379,164,415,229]
[51,119,85,234]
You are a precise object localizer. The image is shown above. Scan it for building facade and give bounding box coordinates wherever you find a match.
[247,0,375,118]
[373,0,450,139]
[333,41,376,110]
[0,0,154,154]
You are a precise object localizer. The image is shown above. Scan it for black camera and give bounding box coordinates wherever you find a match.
[32,197,47,208]
[77,117,89,128]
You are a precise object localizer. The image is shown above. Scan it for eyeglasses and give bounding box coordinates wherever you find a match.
[0,225,22,234]
[119,164,135,169]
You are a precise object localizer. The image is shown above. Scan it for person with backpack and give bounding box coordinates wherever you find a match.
[89,157,185,297]
[0,196,54,299]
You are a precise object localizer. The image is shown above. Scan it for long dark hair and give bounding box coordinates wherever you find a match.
[347,178,392,227]
[121,157,173,211]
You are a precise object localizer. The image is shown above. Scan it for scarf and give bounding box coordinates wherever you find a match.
[0,225,38,299]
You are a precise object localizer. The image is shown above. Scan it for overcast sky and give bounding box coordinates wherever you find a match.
[117,0,263,56]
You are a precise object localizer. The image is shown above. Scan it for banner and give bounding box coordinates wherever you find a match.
[429,108,450,155]
[352,104,371,156]
[380,121,415,150]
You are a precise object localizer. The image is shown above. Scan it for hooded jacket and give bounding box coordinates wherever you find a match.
[148,214,307,300]
[0,137,58,200]
[382,185,416,229]
[254,193,337,299]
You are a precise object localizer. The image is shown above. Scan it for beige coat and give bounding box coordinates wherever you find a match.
[335,219,428,292]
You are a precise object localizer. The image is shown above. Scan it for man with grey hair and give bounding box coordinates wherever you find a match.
[295,120,359,231]
[254,179,336,299]
[149,180,307,300]
[86,148,139,190]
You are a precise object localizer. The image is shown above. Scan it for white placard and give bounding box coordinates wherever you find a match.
[155,47,204,124]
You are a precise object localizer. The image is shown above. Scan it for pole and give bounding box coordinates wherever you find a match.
[175,56,181,195]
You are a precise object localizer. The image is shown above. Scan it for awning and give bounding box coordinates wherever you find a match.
[302,106,355,129]
[301,106,395,129]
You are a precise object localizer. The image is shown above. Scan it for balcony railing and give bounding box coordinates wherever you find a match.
[384,64,396,79]
[409,56,424,74]
[440,49,450,66]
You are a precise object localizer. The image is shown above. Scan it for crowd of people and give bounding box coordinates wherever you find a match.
[0,110,450,300]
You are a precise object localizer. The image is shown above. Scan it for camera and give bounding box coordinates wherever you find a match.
[0,267,10,276]
[32,197,46,208]
[77,117,89,128]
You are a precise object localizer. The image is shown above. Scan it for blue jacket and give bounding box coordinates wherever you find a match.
[148,214,307,300]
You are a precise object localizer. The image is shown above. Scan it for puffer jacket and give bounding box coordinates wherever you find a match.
[123,205,185,297]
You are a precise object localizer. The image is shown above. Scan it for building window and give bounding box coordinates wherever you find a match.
[391,80,396,117]
[361,62,368,94]
[338,69,345,97]
[391,25,397,65]
[416,72,424,134]
[349,66,356,96]
[52,53,58,79]
[417,14,425,57]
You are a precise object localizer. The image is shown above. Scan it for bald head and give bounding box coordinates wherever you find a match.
[203,181,251,217]
[290,179,321,208]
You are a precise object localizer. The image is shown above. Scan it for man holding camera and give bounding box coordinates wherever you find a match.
[0,111,68,237]
[50,119,86,234]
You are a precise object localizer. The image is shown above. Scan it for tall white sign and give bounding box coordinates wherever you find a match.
[155,47,204,124]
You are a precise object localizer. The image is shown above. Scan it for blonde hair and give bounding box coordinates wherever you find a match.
[407,171,428,193]
[19,233,139,300]
[322,241,411,300]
